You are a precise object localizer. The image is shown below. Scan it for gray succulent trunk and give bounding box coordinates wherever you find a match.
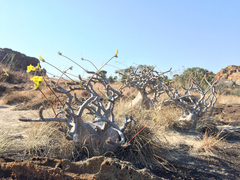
[179,111,198,127]
[131,91,153,109]
[73,116,120,154]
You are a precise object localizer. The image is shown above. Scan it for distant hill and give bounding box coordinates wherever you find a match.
[0,48,40,71]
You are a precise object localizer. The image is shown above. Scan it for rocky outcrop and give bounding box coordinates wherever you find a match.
[215,65,240,86]
[0,48,40,71]
[0,156,160,180]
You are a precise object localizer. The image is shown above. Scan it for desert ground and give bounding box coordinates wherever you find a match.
[0,90,240,179]
[0,64,240,179]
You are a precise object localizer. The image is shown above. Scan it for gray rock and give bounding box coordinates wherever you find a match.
[236,80,240,86]
[218,78,235,86]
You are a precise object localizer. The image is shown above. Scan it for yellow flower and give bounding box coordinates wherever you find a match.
[115,49,118,57]
[58,51,62,55]
[39,55,45,62]
[26,64,36,73]
[3,69,9,76]
[30,76,43,89]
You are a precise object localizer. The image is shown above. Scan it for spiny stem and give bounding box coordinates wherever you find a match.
[45,61,74,81]
[60,54,87,72]
[116,61,128,68]
[47,72,61,79]
[106,64,121,70]
[56,66,72,85]
[47,71,79,79]
[56,73,65,85]
[42,77,64,107]
[86,55,115,84]
[39,89,66,137]
[65,72,79,78]
[37,68,65,108]
[81,58,98,71]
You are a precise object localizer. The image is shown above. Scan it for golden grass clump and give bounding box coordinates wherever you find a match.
[0,87,68,110]
[191,130,225,155]
[113,119,168,169]
[109,98,181,169]
[0,90,37,105]
[23,121,75,160]
[217,94,240,104]
[196,117,218,133]
[0,130,17,155]
[0,63,32,84]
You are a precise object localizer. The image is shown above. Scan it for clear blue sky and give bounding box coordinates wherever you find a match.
[0,0,239,79]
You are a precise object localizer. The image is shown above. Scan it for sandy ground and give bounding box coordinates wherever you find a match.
[0,105,37,154]
[0,105,31,134]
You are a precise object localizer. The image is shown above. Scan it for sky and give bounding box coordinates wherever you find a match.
[0,0,239,79]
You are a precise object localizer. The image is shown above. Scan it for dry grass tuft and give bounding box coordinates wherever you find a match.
[0,87,69,110]
[196,117,218,133]
[110,98,180,169]
[22,121,75,160]
[0,130,17,154]
[191,130,225,155]
[0,63,32,84]
[217,94,240,104]
[113,119,168,169]
[0,90,37,105]
[155,105,182,130]
[113,95,180,129]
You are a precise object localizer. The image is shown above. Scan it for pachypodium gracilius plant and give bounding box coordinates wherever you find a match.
[162,74,218,128]
[19,50,136,155]
[116,66,172,109]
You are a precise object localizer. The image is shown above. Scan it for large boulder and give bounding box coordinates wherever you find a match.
[215,65,240,86]
[0,48,40,71]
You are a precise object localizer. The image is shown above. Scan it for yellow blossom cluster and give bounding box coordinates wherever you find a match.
[26,64,36,72]
[30,76,43,89]
[26,63,43,89]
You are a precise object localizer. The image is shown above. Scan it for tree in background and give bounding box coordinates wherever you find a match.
[99,70,107,78]
[116,64,155,81]
[173,67,215,89]
[108,75,118,83]
[99,70,118,83]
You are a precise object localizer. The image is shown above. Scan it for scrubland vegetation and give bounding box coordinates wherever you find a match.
[0,52,240,179]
